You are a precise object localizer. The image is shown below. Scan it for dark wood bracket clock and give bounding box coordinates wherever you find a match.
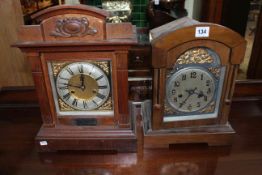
[14,5,137,152]
[142,17,246,147]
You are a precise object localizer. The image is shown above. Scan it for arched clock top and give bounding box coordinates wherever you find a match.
[31,5,109,22]
[151,18,247,68]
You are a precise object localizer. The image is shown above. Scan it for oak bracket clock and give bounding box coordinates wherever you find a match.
[14,5,137,152]
[142,17,246,147]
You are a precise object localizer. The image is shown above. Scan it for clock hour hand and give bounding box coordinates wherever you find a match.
[79,74,85,90]
[194,90,207,99]
[185,87,197,95]
[180,87,198,108]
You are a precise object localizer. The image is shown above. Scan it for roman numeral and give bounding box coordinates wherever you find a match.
[98,85,108,89]
[92,100,98,106]
[63,93,70,100]
[182,74,186,81]
[83,101,88,108]
[95,75,104,81]
[72,98,78,106]
[59,76,69,81]
[66,67,74,75]
[206,80,211,86]
[207,88,211,94]
[58,85,68,90]
[174,81,180,87]
[78,65,84,73]
[96,93,105,99]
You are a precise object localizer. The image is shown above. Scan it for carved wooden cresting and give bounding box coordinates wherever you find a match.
[50,17,97,37]
[13,5,137,152]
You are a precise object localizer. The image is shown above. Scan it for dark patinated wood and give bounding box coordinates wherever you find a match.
[147,17,246,146]
[13,5,137,152]
[1,100,262,175]
[247,8,262,79]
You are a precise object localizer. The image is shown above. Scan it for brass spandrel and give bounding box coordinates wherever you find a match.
[176,48,214,65]
[208,67,221,78]
[201,101,216,113]
[52,62,68,77]
[94,61,110,75]
[98,97,113,111]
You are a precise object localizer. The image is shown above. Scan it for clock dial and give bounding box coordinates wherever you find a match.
[166,68,215,113]
[56,62,110,110]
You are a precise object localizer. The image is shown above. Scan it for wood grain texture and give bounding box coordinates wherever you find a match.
[149,17,246,146]
[14,5,137,152]
[247,9,262,79]
[0,0,33,88]
[1,100,262,175]
[200,0,224,23]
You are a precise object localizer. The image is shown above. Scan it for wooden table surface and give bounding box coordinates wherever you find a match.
[0,100,262,175]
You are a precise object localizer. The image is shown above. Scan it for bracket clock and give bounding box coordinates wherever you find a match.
[142,17,246,147]
[14,5,137,152]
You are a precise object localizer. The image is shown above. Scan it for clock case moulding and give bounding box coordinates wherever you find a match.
[13,5,138,152]
[141,17,246,148]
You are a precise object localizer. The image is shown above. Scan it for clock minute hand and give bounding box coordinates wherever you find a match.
[80,74,85,90]
[179,93,191,108]
[62,83,82,89]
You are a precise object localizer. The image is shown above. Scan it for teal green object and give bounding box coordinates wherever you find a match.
[83,0,148,27]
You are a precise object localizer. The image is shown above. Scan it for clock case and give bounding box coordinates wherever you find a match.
[14,5,137,152]
[142,17,246,147]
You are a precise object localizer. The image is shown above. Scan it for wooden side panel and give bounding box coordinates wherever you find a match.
[32,73,54,126]
[115,51,130,128]
[27,53,54,126]
[152,68,166,130]
[231,42,247,64]
[219,65,238,124]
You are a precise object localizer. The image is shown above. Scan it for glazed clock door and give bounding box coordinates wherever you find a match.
[166,68,216,113]
[164,47,225,122]
[55,62,111,111]
[42,52,117,127]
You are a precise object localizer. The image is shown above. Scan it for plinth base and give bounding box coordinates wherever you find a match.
[35,126,137,152]
[143,124,235,148]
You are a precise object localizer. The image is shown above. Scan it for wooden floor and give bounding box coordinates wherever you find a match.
[0,101,262,175]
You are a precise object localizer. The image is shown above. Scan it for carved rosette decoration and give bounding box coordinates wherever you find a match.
[50,17,97,37]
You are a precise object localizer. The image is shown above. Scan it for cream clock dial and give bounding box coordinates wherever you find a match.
[56,62,110,110]
[166,68,215,113]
